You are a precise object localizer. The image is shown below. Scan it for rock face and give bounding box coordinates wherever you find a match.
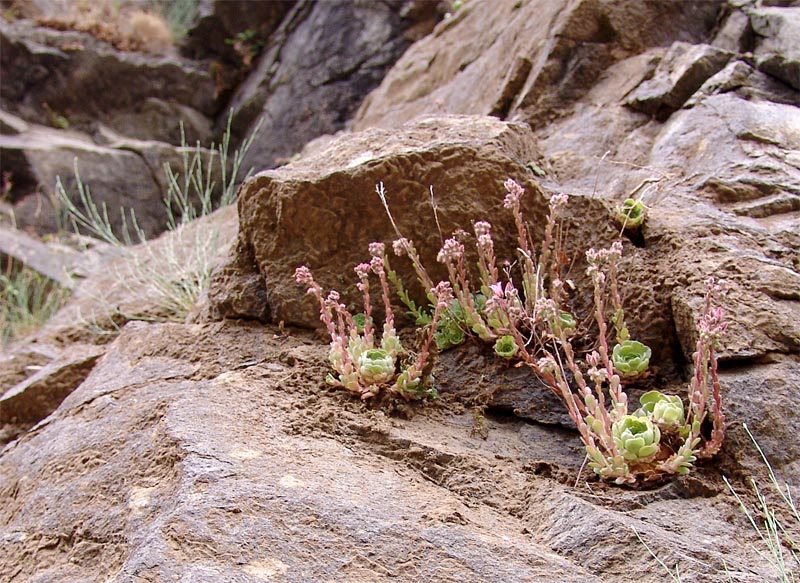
[2,0,800,581]
[180,0,295,62]
[228,0,443,170]
[0,110,220,238]
[750,6,800,90]
[626,41,733,119]
[354,0,725,130]
[0,321,777,583]
[0,18,218,145]
[209,114,638,335]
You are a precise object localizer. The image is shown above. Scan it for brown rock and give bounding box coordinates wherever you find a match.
[0,343,104,443]
[213,115,558,328]
[0,224,86,288]
[0,18,217,145]
[750,6,800,90]
[354,0,725,130]
[181,0,294,62]
[0,111,222,239]
[626,42,733,120]
[0,320,778,582]
[228,0,444,170]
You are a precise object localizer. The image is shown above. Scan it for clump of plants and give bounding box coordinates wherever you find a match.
[295,244,452,401]
[299,178,727,487]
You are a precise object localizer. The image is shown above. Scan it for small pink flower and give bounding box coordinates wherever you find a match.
[473,221,492,236]
[294,266,314,285]
[368,242,385,257]
[369,255,384,272]
[392,238,410,256]
[437,238,464,263]
[354,263,371,280]
[432,281,454,308]
[503,178,525,208]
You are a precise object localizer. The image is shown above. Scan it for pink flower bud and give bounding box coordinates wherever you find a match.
[294,266,314,285]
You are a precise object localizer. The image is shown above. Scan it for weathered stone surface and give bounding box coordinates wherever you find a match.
[626,42,732,119]
[750,6,800,90]
[0,18,217,145]
[0,111,221,238]
[712,5,754,53]
[688,59,800,107]
[228,0,443,169]
[211,115,619,329]
[2,1,800,580]
[98,97,214,146]
[0,342,60,398]
[181,0,294,62]
[354,0,725,130]
[0,225,86,288]
[719,355,800,483]
[0,343,103,443]
[1,126,164,237]
[0,321,780,583]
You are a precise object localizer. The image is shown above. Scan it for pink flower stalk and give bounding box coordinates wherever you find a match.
[368,242,385,257]
[393,237,434,293]
[295,265,336,339]
[691,278,727,459]
[503,179,532,260]
[354,262,375,345]
[412,282,453,372]
[539,192,569,303]
[503,178,525,209]
[369,254,395,333]
[437,237,465,263]
[474,221,500,292]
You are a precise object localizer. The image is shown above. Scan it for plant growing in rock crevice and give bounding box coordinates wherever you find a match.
[294,247,451,401]
[365,178,726,486]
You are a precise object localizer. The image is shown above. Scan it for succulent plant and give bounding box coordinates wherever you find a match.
[352,313,369,334]
[494,335,518,359]
[357,348,396,385]
[556,311,577,335]
[380,330,402,358]
[435,319,466,350]
[612,415,661,462]
[612,340,652,377]
[616,198,647,228]
[640,390,685,427]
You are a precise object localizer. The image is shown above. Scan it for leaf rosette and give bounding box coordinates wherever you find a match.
[494,335,518,359]
[612,340,652,377]
[616,198,647,228]
[357,348,396,385]
[613,415,661,462]
[639,390,685,427]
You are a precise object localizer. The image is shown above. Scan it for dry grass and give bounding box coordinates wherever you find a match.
[8,0,179,55]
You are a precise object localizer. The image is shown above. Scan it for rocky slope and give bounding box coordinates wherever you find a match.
[2,1,799,582]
